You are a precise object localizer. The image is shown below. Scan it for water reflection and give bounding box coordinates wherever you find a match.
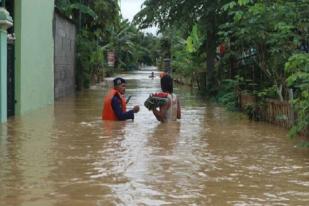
[0,69,308,206]
[149,122,180,151]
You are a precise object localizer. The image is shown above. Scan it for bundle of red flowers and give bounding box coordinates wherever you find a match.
[152,92,168,98]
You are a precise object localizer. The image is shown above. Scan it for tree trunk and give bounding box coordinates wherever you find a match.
[276,84,284,102]
[205,18,217,93]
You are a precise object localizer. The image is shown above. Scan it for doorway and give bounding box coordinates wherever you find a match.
[6,0,15,117]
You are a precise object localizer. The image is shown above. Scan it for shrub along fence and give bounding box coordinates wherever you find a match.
[239,93,295,128]
[173,73,194,86]
[173,72,205,89]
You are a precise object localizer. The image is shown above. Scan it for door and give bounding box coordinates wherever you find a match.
[7,42,15,117]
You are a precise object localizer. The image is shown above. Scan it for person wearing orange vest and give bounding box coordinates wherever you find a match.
[102,77,140,121]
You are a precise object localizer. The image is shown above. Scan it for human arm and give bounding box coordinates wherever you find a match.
[111,96,135,120]
[152,100,170,122]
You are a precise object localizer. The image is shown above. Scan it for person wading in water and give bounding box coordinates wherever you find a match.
[152,75,181,122]
[102,77,140,121]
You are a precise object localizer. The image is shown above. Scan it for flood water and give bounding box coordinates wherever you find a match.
[0,69,308,206]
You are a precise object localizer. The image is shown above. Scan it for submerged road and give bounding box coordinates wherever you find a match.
[0,68,308,205]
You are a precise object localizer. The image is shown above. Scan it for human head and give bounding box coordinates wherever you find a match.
[160,74,173,93]
[113,77,126,94]
[159,71,167,78]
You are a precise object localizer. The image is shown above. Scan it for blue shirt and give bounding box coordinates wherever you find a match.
[111,95,134,120]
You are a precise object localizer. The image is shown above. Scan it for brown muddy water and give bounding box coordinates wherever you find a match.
[0,69,308,206]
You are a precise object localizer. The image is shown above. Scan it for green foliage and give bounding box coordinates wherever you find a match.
[55,0,97,19]
[218,91,238,111]
[285,53,309,140]
[102,20,160,71]
[216,77,244,111]
[68,3,97,18]
[56,0,160,89]
[285,53,309,77]
[219,0,308,101]
[138,34,161,66]
[134,0,309,146]
[298,141,309,148]
[161,26,205,78]
[255,86,278,100]
[186,25,201,53]
[76,31,104,89]
[134,0,232,90]
[243,104,256,120]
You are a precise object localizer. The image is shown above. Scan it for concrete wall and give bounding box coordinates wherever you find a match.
[54,11,76,100]
[14,0,54,115]
[0,30,8,122]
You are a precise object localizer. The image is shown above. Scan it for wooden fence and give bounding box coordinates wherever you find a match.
[239,93,295,128]
[239,93,256,108]
[262,99,294,128]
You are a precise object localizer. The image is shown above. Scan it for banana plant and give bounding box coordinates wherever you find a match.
[55,0,97,19]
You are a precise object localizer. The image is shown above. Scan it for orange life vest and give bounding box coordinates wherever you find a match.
[102,89,127,120]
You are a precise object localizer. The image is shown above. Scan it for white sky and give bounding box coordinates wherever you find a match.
[120,0,158,35]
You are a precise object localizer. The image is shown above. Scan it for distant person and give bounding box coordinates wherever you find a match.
[152,75,181,122]
[102,77,139,121]
[149,71,155,79]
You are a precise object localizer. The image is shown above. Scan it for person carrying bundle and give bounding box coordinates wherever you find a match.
[144,74,181,122]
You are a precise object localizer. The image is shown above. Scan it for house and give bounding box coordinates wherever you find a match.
[0,0,76,123]
[14,0,55,118]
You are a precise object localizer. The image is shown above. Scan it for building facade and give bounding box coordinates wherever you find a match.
[0,0,76,123]
[14,0,55,115]
[0,0,55,123]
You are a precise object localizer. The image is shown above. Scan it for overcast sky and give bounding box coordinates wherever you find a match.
[120,0,158,35]
[120,0,144,21]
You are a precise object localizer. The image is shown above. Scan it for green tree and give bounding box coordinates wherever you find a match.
[137,33,161,66]
[134,0,230,92]
[285,53,309,141]
[56,0,164,88]
[219,0,309,100]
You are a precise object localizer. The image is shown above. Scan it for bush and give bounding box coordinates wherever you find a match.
[216,79,241,111]
[285,53,309,142]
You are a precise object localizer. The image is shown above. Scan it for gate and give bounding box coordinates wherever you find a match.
[7,42,15,117]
